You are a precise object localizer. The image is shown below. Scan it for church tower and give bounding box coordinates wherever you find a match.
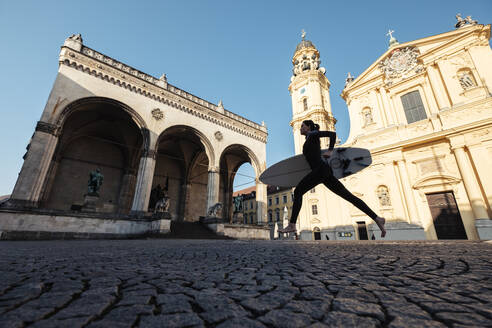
[289,31,336,154]
[288,32,342,240]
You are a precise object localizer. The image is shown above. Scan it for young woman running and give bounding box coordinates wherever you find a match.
[278,120,386,237]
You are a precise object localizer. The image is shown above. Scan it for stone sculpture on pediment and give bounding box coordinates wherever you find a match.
[379,47,423,85]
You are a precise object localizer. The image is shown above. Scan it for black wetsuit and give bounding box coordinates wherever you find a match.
[289,130,378,224]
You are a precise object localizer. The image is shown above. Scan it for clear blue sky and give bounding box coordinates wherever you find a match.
[0,0,491,195]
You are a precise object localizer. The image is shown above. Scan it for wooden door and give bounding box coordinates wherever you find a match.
[357,222,368,240]
[426,192,467,240]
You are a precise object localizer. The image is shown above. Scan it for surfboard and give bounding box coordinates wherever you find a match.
[259,147,372,187]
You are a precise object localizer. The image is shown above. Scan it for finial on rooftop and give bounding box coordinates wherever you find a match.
[387,29,399,49]
[345,72,355,86]
[301,29,306,40]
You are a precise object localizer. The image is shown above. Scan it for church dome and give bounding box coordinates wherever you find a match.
[295,39,317,54]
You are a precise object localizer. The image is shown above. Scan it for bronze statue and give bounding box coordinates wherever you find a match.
[87,168,104,196]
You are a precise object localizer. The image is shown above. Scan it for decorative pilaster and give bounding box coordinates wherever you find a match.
[395,158,420,224]
[427,64,450,109]
[10,121,59,207]
[206,167,220,215]
[451,142,489,219]
[380,87,397,125]
[130,150,156,213]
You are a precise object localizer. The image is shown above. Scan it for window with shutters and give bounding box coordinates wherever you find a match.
[400,90,427,124]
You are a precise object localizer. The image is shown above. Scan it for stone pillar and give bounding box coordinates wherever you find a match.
[131,150,156,214]
[451,142,489,219]
[206,166,220,215]
[117,169,137,213]
[256,181,267,225]
[395,158,420,224]
[10,121,59,207]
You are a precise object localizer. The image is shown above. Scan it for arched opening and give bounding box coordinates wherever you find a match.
[220,145,259,223]
[42,98,145,213]
[152,126,211,222]
[313,227,321,240]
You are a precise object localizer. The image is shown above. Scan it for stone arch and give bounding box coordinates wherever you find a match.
[218,144,261,221]
[56,96,148,133]
[42,97,147,213]
[151,125,214,221]
[156,125,215,168]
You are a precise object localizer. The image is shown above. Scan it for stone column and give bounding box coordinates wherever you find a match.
[130,150,156,214]
[117,169,137,213]
[10,121,59,207]
[451,143,489,219]
[206,166,220,215]
[395,158,420,224]
[256,181,267,225]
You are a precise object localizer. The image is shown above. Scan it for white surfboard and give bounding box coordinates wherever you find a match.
[259,147,372,187]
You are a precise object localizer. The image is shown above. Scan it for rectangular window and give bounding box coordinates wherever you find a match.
[303,98,308,111]
[310,188,316,193]
[275,197,279,205]
[312,204,318,215]
[250,201,253,209]
[283,195,287,203]
[268,198,272,206]
[401,90,427,124]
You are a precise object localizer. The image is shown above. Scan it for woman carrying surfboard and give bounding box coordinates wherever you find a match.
[278,120,386,237]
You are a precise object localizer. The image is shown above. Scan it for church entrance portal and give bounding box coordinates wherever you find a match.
[426,192,467,239]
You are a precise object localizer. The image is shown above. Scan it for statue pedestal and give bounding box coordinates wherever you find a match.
[152,211,171,220]
[82,195,99,212]
[232,212,243,224]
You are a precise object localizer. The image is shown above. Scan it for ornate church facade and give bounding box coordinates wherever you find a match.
[1,34,267,238]
[290,20,492,240]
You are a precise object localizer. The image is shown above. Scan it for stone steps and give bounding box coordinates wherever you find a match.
[159,221,234,240]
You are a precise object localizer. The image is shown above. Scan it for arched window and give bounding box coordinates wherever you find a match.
[275,208,280,221]
[376,185,391,206]
[400,90,427,124]
[303,98,308,111]
[268,211,272,222]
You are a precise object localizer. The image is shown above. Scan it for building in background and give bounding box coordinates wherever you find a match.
[289,18,492,240]
[0,34,268,239]
[233,185,295,234]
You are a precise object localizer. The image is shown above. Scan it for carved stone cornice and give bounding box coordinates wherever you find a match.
[59,45,268,143]
[35,121,58,136]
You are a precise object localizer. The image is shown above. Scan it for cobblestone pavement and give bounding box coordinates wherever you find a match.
[0,240,491,328]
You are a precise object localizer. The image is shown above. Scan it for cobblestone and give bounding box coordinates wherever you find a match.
[0,240,491,327]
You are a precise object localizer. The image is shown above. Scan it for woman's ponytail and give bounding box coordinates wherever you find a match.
[302,120,320,131]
